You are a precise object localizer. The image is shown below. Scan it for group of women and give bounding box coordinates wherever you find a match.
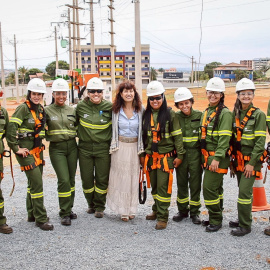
[0,75,269,237]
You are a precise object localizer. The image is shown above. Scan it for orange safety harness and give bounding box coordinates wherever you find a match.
[200,106,228,174]
[143,114,175,194]
[20,101,45,171]
[234,106,266,177]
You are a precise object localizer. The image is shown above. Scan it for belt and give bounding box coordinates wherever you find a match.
[119,136,138,143]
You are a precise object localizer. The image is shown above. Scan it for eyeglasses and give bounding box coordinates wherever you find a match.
[238,92,254,97]
[149,96,162,101]
[54,92,67,96]
[88,89,103,94]
[207,91,221,96]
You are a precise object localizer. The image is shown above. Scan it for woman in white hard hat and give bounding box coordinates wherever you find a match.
[7,78,53,231]
[45,78,77,226]
[143,81,185,230]
[230,78,266,236]
[107,80,144,222]
[76,77,112,218]
[172,87,202,225]
[200,77,232,232]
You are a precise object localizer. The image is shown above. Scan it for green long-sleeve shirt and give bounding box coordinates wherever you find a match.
[0,107,9,155]
[45,104,77,142]
[7,103,45,153]
[232,104,266,166]
[266,100,270,134]
[175,108,202,150]
[76,98,112,144]
[144,109,185,160]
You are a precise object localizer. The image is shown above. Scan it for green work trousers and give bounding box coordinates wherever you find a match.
[0,156,6,225]
[203,169,224,225]
[78,141,111,212]
[176,149,202,216]
[49,139,78,218]
[17,151,48,223]
[148,156,174,222]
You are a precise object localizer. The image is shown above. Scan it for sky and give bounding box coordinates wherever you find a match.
[1,0,270,71]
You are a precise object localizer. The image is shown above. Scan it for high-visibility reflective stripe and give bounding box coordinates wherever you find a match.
[255,131,266,137]
[204,198,220,205]
[30,192,43,199]
[147,131,172,138]
[58,191,71,198]
[39,131,45,136]
[80,119,112,130]
[0,132,4,139]
[156,194,171,203]
[207,131,218,136]
[152,194,157,200]
[177,197,189,204]
[27,188,30,194]
[164,133,171,138]
[95,186,107,194]
[10,117,23,125]
[242,134,255,140]
[18,128,34,133]
[219,194,224,200]
[71,187,75,192]
[0,202,4,208]
[218,130,232,136]
[171,129,182,136]
[267,116,270,122]
[83,187,94,194]
[47,129,76,136]
[190,200,201,206]
[183,136,199,142]
[238,198,252,204]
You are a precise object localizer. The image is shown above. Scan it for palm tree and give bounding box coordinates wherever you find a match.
[150,67,157,81]
[6,72,15,85]
[18,66,28,85]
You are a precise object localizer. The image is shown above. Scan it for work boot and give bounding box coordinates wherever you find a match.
[61,216,71,226]
[70,211,77,219]
[264,226,270,236]
[172,212,188,222]
[231,226,251,237]
[229,219,239,228]
[146,212,157,220]
[191,215,201,225]
[155,221,167,230]
[28,216,49,222]
[202,220,209,227]
[86,208,95,214]
[94,211,104,218]
[205,223,222,232]
[36,221,54,231]
[0,224,13,234]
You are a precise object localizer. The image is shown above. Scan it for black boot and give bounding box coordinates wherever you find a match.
[205,223,222,232]
[191,215,201,225]
[172,212,188,222]
[229,219,239,228]
[231,226,251,236]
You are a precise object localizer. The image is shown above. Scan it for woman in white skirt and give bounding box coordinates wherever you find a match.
[107,80,144,222]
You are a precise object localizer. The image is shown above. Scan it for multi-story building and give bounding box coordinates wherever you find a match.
[253,57,270,71]
[240,60,253,70]
[79,44,150,84]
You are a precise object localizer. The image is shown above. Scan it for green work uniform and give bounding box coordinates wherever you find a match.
[76,98,112,212]
[144,109,185,222]
[7,102,48,223]
[175,109,202,216]
[232,104,266,229]
[0,107,9,225]
[200,105,232,225]
[45,103,78,218]
[267,100,270,133]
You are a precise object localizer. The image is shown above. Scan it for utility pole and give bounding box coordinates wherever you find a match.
[134,0,142,97]
[0,23,6,108]
[14,35,19,103]
[75,0,82,72]
[89,0,96,73]
[72,0,76,69]
[191,56,194,85]
[55,26,59,72]
[108,0,115,91]
[68,8,72,70]
[194,60,197,83]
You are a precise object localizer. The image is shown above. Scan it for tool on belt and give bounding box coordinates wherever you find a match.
[263,141,270,183]
[139,166,147,204]
[143,114,175,194]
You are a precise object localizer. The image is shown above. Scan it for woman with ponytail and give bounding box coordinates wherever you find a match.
[200,77,232,232]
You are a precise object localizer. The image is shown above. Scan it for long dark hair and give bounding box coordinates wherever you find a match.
[142,94,171,145]
[112,80,142,113]
[233,90,254,118]
[212,93,225,133]
[26,90,44,111]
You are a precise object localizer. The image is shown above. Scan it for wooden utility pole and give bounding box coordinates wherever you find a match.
[72,0,76,69]
[14,35,19,103]
[191,56,194,85]
[194,60,197,83]
[0,23,6,108]
[89,0,96,73]
[55,26,59,72]
[68,8,72,70]
[134,0,142,97]
[108,0,115,91]
[75,0,82,71]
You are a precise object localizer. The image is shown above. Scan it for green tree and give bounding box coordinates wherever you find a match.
[150,67,157,81]
[199,72,209,81]
[25,68,43,82]
[6,72,15,85]
[18,66,28,84]
[204,61,222,79]
[45,60,69,77]
[234,69,249,81]
[158,68,165,73]
[260,65,270,76]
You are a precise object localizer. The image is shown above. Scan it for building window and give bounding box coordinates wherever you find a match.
[82,65,85,68]
[107,65,110,68]
[82,57,84,60]
[88,50,90,52]
[132,72,135,75]
[132,65,135,67]
[100,57,103,60]
[120,72,123,75]
[126,72,128,75]
[145,72,148,75]
[88,65,91,68]
[126,57,129,60]
[82,50,84,52]
[145,57,149,60]
[145,64,148,67]
[101,72,104,76]
[95,57,97,60]
[132,57,135,60]
[88,57,90,60]
[126,65,128,68]
[120,65,123,67]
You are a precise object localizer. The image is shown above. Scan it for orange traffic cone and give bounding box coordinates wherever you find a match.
[252,173,270,212]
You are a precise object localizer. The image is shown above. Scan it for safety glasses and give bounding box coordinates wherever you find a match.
[149,96,162,101]
[88,89,103,94]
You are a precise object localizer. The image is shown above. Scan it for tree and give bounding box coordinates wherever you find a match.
[25,68,43,82]
[260,65,270,76]
[150,67,157,81]
[158,68,165,73]
[18,66,28,84]
[199,72,209,81]
[6,72,15,85]
[45,60,69,77]
[234,69,249,81]
[204,62,222,79]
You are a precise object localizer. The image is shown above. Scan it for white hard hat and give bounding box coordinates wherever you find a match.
[146,81,165,97]
[27,78,46,93]
[87,77,104,90]
[174,87,193,103]
[236,78,255,92]
[52,78,69,92]
[206,77,225,92]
